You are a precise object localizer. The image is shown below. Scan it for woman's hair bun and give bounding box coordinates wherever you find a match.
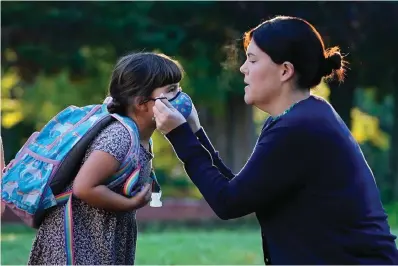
[322,52,342,76]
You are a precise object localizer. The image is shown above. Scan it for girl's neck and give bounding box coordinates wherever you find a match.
[127,113,155,143]
[136,121,155,143]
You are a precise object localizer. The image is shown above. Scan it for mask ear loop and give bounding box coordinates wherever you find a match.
[153,96,169,101]
[140,96,168,105]
[167,91,181,102]
[141,89,182,104]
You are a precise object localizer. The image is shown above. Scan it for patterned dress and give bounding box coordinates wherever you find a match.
[28,121,153,265]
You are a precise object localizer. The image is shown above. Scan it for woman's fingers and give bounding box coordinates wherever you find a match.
[154,98,173,114]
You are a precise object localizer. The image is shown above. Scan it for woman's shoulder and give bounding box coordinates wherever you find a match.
[276,95,334,128]
[261,95,348,146]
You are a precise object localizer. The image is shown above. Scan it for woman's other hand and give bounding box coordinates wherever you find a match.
[187,104,201,133]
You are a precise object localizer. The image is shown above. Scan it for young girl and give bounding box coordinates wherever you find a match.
[28,52,184,265]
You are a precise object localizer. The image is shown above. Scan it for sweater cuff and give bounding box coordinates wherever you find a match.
[165,122,204,161]
[195,127,217,154]
[194,127,206,139]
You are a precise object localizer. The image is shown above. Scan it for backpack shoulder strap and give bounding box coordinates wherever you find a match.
[149,137,154,154]
[104,112,141,189]
[147,138,161,194]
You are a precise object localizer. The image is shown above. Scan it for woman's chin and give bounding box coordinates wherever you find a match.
[244,94,253,105]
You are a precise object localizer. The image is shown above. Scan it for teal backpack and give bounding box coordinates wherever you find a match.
[1,99,160,264]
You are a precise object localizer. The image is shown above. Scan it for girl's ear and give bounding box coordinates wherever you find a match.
[135,96,151,112]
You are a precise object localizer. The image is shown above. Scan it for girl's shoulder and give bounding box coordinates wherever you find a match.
[89,120,132,164]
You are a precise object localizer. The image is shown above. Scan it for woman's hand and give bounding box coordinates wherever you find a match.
[153,97,186,134]
[187,104,201,133]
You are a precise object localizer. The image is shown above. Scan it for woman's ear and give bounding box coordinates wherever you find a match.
[280,61,295,82]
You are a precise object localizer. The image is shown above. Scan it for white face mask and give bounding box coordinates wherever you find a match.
[168,91,193,119]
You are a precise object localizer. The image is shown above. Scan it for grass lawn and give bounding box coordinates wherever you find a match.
[1,224,264,265]
[2,223,398,265]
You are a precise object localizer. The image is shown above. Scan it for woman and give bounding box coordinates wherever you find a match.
[153,16,398,264]
[28,52,185,265]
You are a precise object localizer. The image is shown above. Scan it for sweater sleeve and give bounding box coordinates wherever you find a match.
[166,122,308,220]
[195,128,235,179]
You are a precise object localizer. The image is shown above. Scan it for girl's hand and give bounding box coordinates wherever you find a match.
[129,184,152,210]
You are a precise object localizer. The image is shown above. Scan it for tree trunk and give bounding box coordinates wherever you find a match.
[199,105,228,165]
[226,94,256,173]
[329,70,357,129]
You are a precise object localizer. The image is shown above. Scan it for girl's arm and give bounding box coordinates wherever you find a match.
[73,123,151,212]
[73,150,151,212]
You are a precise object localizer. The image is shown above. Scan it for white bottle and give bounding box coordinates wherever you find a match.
[150,191,162,207]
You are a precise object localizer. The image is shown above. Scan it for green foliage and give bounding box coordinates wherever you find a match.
[1,1,398,199]
[151,131,200,198]
[1,1,245,198]
[1,1,241,108]
[353,88,395,202]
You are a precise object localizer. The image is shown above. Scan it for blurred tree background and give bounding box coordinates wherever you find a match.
[2,1,398,205]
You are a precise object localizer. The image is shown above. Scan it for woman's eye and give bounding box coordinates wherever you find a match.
[249,61,256,64]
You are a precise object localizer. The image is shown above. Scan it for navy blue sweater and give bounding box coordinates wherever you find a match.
[166,95,398,264]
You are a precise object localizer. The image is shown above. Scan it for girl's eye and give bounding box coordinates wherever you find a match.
[249,61,256,64]
[168,86,178,92]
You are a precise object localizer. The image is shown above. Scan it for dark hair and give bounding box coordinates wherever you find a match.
[243,16,346,89]
[107,52,184,115]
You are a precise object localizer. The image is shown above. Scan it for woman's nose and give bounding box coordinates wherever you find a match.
[240,61,247,75]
